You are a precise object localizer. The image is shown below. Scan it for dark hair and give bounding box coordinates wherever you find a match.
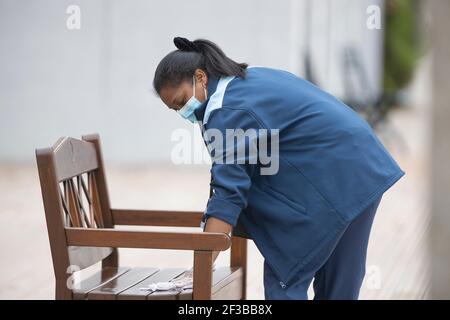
[153,37,248,94]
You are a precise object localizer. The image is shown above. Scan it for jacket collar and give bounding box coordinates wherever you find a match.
[194,76,220,124]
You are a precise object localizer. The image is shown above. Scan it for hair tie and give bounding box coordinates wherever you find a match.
[173,37,198,52]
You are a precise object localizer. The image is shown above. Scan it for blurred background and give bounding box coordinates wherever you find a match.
[1,0,448,299]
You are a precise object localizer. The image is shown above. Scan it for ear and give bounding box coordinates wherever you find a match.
[194,69,208,88]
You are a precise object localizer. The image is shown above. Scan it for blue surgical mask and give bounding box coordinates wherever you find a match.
[177,75,207,123]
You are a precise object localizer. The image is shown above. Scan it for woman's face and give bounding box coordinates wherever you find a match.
[159,69,208,111]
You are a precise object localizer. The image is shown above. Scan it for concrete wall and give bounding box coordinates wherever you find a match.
[0,0,383,164]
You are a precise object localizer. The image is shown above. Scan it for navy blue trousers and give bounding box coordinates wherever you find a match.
[263,196,382,300]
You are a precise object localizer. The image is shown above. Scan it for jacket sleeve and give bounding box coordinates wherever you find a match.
[201,107,263,228]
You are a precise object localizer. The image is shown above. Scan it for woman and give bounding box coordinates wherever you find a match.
[153,37,405,300]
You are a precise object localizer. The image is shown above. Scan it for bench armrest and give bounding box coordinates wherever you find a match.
[65,227,230,251]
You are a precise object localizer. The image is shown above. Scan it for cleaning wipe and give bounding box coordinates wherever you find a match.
[139,264,216,293]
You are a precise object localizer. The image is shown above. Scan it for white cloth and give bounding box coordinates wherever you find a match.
[139,264,217,293]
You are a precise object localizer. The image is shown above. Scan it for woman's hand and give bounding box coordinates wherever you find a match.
[203,216,232,263]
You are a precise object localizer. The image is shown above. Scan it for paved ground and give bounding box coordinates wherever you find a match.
[0,101,430,299]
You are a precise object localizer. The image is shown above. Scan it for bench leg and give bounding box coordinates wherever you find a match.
[230,236,247,300]
[193,251,213,300]
[55,277,73,300]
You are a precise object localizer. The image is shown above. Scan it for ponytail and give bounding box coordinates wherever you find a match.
[153,37,248,94]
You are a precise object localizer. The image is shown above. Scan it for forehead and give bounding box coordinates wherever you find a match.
[159,80,192,108]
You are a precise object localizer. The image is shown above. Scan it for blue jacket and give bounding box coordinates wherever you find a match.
[194,66,405,287]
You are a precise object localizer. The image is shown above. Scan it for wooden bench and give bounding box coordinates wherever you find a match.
[35,133,247,300]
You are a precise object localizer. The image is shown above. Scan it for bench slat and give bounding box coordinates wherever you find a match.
[72,266,130,300]
[86,267,159,300]
[118,268,187,300]
[178,266,242,300]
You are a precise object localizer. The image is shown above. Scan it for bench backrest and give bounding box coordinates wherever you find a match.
[36,134,116,280]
